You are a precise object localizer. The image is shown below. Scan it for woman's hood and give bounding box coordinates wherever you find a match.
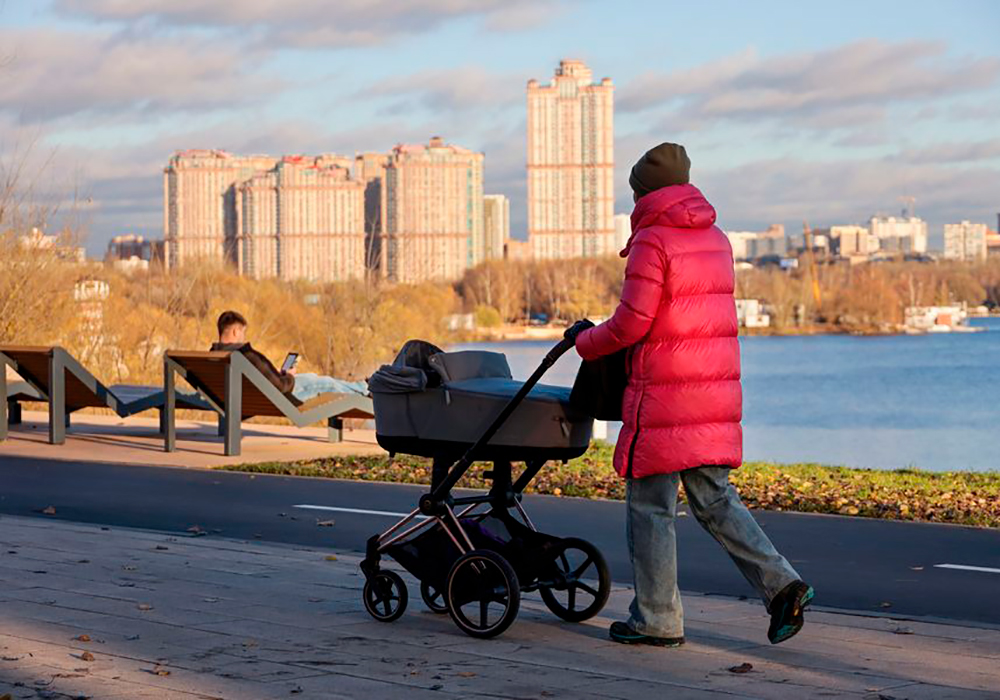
[621,184,718,257]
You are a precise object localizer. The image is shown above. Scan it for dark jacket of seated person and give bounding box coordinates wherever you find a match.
[210,342,295,394]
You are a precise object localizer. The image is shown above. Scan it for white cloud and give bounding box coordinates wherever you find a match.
[619,40,1000,132]
[54,0,564,48]
[0,28,278,122]
[360,66,523,114]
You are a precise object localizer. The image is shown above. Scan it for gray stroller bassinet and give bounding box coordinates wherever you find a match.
[368,340,592,462]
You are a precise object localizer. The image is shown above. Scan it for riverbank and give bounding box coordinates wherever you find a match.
[219,442,1000,528]
[468,315,999,341]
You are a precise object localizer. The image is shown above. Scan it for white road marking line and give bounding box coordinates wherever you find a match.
[293,504,429,519]
[934,564,1000,574]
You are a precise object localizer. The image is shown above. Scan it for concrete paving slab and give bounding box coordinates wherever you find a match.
[1,514,999,700]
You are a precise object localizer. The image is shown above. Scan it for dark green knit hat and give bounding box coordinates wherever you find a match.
[629,143,690,197]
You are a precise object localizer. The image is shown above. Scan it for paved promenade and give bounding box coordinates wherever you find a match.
[1,515,998,699]
[1,410,382,468]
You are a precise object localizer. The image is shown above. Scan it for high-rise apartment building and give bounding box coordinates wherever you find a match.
[943,221,988,261]
[527,59,614,260]
[236,156,366,282]
[384,137,484,283]
[163,150,277,269]
[869,216,928,254]
[483,195,510,261]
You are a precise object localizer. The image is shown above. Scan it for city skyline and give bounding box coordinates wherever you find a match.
[1,1,999,255]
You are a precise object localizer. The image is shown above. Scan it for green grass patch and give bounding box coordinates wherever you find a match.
[219,441,1000,528]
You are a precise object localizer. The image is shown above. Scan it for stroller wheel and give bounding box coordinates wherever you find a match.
[539,537,611,623]
[420,581,449,614]
[446,550,520,639]
[363,570,408,622]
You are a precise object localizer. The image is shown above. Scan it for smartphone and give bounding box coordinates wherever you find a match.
[281,353,299,372]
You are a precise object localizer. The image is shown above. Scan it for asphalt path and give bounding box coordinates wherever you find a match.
[2,455,999,626]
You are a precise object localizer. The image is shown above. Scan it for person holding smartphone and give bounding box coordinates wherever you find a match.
[211,311,367,402]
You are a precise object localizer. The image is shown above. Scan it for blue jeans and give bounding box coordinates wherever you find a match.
[626,466,800,638]
[291,373,368,402]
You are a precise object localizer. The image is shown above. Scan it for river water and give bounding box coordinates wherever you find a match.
[452,317,1000,472]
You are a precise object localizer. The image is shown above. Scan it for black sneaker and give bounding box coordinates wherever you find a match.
[767,581,814,644]
[609,621,685,647]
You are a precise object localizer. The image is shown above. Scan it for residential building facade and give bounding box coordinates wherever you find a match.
[726,224,786,260]
[614,213,631,253]
[527,59,615,260]
[869,216,928,254]
[943,221,988,262]
[355,152,390,277]
[236,157,366,282]
[483,194,510,261]
[832,225,877,257]
[163,150,277,269]
[385,137,485,283]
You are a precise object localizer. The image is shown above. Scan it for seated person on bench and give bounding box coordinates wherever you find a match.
[211,310,368,402]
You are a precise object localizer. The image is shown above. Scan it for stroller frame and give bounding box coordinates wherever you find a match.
[360,337,611,638]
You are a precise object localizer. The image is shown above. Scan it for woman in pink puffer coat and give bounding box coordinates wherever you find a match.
[569,143,813,648]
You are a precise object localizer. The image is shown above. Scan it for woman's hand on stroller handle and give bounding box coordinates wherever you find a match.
[564,318,595,342]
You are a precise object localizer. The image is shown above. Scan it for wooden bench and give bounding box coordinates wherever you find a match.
[0,346,214,444]
[163,350,374,456]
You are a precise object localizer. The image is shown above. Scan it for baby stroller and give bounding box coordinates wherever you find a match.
[361,335,612,638]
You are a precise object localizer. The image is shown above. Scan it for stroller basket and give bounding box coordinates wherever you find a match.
[359,337,611,639]
[385,513,561,594]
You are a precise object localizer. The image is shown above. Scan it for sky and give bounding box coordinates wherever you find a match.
[1,0,999,255]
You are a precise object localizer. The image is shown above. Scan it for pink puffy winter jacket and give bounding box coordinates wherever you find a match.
[575,184,742,478]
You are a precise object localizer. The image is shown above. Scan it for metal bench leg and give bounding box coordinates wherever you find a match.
[10,401,21,426]
[164,359,177,452]
[49,353,66,445]
[0,370,6,441]
[223,362,242,457]
[217,414,225,437]
[327,416,344,443]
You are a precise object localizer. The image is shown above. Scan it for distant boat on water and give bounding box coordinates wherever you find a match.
[903,304,984,334]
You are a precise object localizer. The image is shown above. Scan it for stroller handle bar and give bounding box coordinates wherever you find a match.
[424,335,578,506]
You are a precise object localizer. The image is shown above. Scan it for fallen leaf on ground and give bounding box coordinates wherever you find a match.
[41,506,56,515]
[203,597,219,603]
[893,627,914,635]
[122,565,136,571]
[909,566,924,571]
[324,555,338,561]
[125,634,140,640]
[137,604,153,611]
[186,525,207,536]
[316,519,335,527]
[879,602,892,608]
[456,671,477,677]
[155,545,169,551]
[78,652,95,662]
[77,559,90,564]
[73,635,91,642]
[728,663,753,674]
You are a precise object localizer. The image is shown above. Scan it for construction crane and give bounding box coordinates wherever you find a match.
[802,221,822,311]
